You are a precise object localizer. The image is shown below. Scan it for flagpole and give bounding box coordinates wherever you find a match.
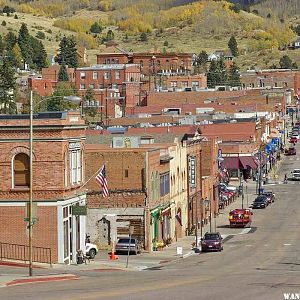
[76,162,107,193]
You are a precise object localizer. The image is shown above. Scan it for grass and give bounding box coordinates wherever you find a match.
[0,9,299,71]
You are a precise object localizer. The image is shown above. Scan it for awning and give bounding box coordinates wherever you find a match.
[223,157,239,169]
[239,157,257,170]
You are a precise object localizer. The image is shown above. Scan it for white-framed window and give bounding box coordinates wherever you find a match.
[104,72,109,80]
[192,81,199,87]
[171,81,177,87]
[69,142,81,185]
[93,72,98,80]
[80,72,86,79]
[112,84,118,89]
[115,71,120,80]
[89,83,95,89]
[80,84,86,90]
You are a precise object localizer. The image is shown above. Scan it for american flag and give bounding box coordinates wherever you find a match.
[95,165,109,197]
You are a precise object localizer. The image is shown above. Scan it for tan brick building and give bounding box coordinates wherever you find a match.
[0,111,86,264]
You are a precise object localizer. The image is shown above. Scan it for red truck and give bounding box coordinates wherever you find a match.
[229,209,252,228]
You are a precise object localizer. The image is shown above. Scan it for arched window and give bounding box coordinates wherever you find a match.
[14,153,30,188]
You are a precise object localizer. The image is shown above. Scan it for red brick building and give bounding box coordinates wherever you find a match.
[85,145,173,252]
[28,65,76,97]
[75,64,142,118]
[96,45,193,76]
[0,111,86,264]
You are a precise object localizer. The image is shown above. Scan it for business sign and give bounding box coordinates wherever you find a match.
[189,156,196,188]
[72,205,87,216]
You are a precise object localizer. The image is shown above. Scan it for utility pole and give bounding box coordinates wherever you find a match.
[29,90,33,277]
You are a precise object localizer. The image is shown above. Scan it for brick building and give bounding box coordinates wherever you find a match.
[28,65,76,97]
[163,74,207,91]
[0,111,86,264]
[85,143,176,252]
[96,45,193,76]
[75,64,142,118]
[240,69,299,91]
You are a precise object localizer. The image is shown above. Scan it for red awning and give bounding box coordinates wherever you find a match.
[239,157,257,170]
[223,157,239,169]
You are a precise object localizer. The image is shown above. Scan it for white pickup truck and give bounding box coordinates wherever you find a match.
[292,169,300,181]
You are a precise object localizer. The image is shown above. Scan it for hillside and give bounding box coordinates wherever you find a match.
[0,0,299,69]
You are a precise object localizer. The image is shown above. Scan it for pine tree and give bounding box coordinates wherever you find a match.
[66,36,78,68]
[279,55,293,69]
[106,30,114,41]
[57,36,78,68]
[228,62,241,86]
[0,57,16,114]
[228,36,238,57]
[57,36,68,65]
[30,36,47,70]
[207,60,218,88]
[18,23,33,66]
[58,60,69,81]
[217,58,228,86]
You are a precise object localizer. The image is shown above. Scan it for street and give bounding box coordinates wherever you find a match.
[1,143,300,300]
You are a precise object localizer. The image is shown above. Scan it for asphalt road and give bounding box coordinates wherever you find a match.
[1,144,300,300]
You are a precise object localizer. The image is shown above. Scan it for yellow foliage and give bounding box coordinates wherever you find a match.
[53,18,94,33]
[76,33,98,49]
[98,0,113,12]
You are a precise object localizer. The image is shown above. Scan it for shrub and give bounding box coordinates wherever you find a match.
[36,31,46,40]
[1,20,6,26]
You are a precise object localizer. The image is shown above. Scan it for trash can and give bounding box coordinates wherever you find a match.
[258,187,264,194]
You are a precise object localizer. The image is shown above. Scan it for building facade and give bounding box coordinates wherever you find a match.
[0,111,86,264]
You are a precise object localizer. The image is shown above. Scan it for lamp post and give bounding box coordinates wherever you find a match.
[28,92,81,276]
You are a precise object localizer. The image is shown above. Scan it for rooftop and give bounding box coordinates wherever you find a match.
[77,64,139,71]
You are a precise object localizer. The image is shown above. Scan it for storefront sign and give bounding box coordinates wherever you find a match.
[189,156,196,188]
[72,205,87,216]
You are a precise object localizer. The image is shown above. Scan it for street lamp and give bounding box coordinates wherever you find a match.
[28,91,81,276]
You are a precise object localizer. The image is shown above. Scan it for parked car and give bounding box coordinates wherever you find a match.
[262,191,275,204]
[289,137,297,144]
[287,147,296,155]
[219,183,237,193]
[291,169,300,181]
[201,232,223,252]
[292,134,300,140]
[115,238,142,255]
[252,195,268,209]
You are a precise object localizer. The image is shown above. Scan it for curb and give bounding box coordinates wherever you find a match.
[4,274,78,287]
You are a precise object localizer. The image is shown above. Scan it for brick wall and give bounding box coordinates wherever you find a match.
[0,199,59,263]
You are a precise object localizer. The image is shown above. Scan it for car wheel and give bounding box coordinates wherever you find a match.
[88,249,96,259]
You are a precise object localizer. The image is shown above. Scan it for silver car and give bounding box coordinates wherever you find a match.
[115,238,142,255]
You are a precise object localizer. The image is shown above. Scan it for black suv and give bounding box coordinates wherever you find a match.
[201,232,223,252]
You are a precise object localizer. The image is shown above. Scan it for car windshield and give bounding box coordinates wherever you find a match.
[255,197,266,202]
[117,239,136,244]
[204,234,220,240]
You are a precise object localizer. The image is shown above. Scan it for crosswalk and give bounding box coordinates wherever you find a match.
[288,157,300,160]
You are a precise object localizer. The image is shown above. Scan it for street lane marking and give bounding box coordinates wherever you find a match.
[284,244,292,246]
[245,245,253,247]
[240,228,252,235]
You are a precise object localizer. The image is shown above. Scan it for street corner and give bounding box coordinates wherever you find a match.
[3,274,79,288]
